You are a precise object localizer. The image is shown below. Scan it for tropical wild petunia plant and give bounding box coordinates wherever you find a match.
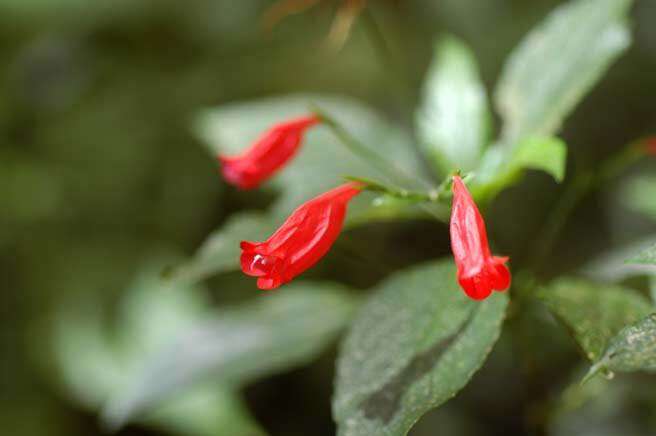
[50,0,656,435]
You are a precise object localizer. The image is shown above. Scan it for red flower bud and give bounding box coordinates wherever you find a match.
[449,176,510,300]
[240,182,362,289]
[219,115,321,189]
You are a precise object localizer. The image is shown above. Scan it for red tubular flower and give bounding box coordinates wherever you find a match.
[449,175,510,300]
[218,115,321,189]
[240,182,362,290]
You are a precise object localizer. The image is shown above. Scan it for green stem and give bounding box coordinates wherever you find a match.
[312,106,479,223]
[345,175,453,203]
[528,171,594,272]
[596,142,645,184]
[528,142,649,273]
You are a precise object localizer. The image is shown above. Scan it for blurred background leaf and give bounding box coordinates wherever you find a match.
[581,235,656,281]
[549,374,656,436]
[50,254,264,436]
[416,36,490,175]
[622,175,656,221]
[494,0,633,148]
[102,281,358,431]
[628,244,656,265]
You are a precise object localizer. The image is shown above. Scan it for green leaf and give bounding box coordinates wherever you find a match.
[196,94,426,223]
[628,244,656,265]
[416,36,490,174]
[511,136,567,182]
[52,255,265,436]
[495,0,632,147]
[539,277,652,362]
[102,282,357,430]
[471,136,567,201]
[589,313,656,378]
[474,0,631,201]
[333,260,508,436]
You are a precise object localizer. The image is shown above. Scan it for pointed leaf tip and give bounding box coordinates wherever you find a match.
[581,359,607,386]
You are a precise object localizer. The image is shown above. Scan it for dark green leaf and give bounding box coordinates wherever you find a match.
[495,0,632,147]
[589,313,656,378]
[539,277,652,362]
[333,260,508,436]
[102,282,357,430]
[416,36,490,174]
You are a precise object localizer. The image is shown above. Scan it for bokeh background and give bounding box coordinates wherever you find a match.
[2,0,656,435]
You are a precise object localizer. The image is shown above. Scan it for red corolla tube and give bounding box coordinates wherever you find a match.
[240,182,362,290]
[218,115,321,189]
[449,175,511,300]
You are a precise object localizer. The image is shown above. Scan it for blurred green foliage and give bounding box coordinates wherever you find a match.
[2,0,656,435]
